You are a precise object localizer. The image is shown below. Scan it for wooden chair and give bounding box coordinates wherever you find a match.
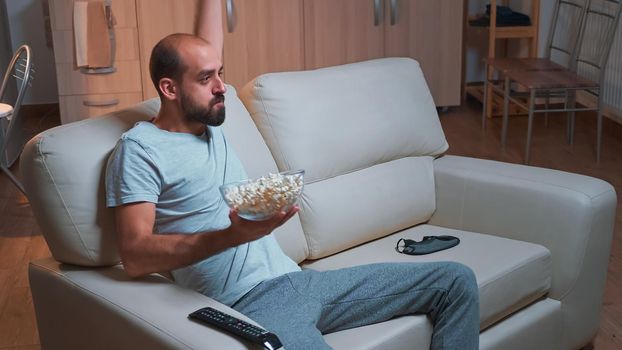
[488,0,622,164]
[483,0,589,128]
[479,0,541,122]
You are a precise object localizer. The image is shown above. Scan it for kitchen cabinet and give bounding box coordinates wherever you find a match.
[385,0,464,106]
[49,0,142,124]
[222,0,305,90]
[305,0,464,106]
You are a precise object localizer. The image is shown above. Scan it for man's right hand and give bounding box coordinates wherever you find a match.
[227,205,300,245]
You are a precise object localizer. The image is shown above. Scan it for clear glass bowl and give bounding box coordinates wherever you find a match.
[219,169,305,221]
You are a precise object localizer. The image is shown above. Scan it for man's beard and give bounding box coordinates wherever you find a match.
[181,91,226,126]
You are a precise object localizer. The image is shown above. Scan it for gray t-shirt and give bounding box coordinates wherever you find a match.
[105,121,300,306]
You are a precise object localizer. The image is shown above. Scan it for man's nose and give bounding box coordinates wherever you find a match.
[213,75,227,94]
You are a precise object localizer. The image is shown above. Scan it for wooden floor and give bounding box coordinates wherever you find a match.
[0,100,620,349]
[0,104,58,350]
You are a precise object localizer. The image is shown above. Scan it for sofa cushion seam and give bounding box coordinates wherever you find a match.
[306,156,432,185]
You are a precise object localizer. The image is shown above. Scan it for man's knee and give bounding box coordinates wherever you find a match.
[444,262,478,299]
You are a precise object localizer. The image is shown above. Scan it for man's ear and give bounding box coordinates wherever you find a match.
[159,78,177,100]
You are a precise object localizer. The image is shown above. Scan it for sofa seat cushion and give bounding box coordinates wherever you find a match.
[301,224,552,331]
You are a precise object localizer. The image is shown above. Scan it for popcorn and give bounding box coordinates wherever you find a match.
[221,171,304,220]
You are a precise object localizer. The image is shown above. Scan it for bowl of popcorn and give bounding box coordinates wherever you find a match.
[219,169,305,221]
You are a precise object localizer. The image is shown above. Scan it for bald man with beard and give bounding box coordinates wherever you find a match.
[105,1,480,349]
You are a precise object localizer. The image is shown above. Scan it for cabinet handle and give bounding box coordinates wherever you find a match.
[226,0,234,33]
[390,0,397,25]
[83,98,119,107]
[374,0,382,26]
[79,67,116,75]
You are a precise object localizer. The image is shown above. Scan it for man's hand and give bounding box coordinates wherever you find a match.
[227,205,300,246]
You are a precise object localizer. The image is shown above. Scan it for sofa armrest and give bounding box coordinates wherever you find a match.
[429,155,616,347]
[29,257,263,350]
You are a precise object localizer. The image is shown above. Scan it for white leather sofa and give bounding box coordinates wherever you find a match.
[23,58,616,349]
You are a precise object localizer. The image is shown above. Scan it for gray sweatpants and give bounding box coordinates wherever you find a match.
[232,262,479,349]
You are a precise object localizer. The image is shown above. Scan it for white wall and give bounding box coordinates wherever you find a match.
[465,0,556,83]
[3,0,58,105]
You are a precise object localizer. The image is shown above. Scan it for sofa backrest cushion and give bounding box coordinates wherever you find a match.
[21,100,158,266]
[240,58,448,259]
[21,88,309,267]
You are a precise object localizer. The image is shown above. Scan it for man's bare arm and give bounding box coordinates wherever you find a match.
[115,202,297,277]
[196,0,224,60]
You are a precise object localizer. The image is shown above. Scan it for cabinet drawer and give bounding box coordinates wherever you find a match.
[59,92,144,124]
[52,27,139,64]
[49,0,137,31]
[56,60,142,95]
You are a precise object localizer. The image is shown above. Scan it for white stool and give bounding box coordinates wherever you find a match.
[0,102,25,194]
[0,103,12,120]
[0,103,13,165]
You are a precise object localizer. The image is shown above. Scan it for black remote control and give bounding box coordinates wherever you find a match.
[188,307,283,350]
